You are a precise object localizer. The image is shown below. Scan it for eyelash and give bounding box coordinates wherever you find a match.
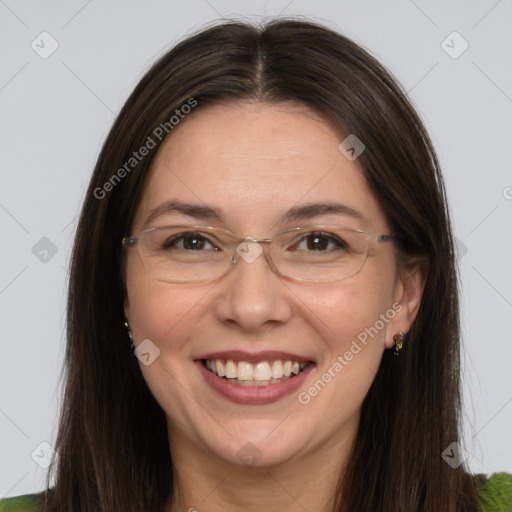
[162,231,347,251]
[293,232,348,251]
[163,233,218,250]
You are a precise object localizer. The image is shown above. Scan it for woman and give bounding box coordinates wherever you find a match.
[1,19,510,512]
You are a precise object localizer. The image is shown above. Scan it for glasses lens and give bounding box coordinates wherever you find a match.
[135,225,371,283]
[272,226,370,282]
[138,226,233,283]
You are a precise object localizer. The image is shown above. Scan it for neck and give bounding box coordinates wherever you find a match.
[164,422,357,512]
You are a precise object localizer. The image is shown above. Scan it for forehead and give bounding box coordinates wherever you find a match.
[133,101,389,234]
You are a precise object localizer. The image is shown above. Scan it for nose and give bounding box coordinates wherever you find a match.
[212,241,293,332]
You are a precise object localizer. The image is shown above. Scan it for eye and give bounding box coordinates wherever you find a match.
[163,232,218,251]
[293,232,348,252]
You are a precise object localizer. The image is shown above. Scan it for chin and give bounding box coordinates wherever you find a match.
[200,424,307,468]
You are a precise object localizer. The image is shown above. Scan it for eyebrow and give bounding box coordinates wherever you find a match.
[143,200,371,229]
[143,201,223,228]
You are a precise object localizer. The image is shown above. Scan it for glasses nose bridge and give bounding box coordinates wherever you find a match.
[230,236,277,272]
[250,237,273,245]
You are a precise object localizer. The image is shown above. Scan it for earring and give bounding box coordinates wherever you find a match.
[393,331,404,356]
[124,321,135,353]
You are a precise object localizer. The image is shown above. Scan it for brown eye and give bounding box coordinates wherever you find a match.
[164,233,215,251]
[295,232,348,252]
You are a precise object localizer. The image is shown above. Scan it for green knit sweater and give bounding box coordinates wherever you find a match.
[1,472,511,511]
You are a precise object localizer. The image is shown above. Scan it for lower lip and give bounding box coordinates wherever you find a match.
[196,361,315,405]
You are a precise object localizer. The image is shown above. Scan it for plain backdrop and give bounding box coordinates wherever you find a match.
[1,0,511,498]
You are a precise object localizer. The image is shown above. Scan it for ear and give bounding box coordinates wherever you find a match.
[384,256,429,349]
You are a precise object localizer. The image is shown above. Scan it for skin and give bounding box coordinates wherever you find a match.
[124,101,426,512]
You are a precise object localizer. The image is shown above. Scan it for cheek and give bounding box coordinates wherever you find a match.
[127,280,209,349]
[292,275,395,422]
[125,265,216,419]
[290,269,395,363]
[125,253,207,352]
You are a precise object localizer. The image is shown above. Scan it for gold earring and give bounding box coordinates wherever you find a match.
[393,331,405,356]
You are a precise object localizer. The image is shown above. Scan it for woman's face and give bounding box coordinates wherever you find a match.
[124,101,422,470]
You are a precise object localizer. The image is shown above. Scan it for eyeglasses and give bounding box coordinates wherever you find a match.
[121,224,398,283]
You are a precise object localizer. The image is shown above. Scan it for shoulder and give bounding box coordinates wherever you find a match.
[2,477,511,511]
[475,472,512,511]
[0,492,43,512]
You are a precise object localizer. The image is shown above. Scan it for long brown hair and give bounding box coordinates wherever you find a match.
[40,19,480,511]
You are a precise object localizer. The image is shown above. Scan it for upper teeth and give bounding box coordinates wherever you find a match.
[205,359,308,381]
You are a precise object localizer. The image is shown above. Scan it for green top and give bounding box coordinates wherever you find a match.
[476,473,512,511]
[0,494,40,512]
[1,472,511,511]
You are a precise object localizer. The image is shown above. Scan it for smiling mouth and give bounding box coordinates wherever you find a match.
[202,358,313,387]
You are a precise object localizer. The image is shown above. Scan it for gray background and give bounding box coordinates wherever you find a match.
[1,0,511,498]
